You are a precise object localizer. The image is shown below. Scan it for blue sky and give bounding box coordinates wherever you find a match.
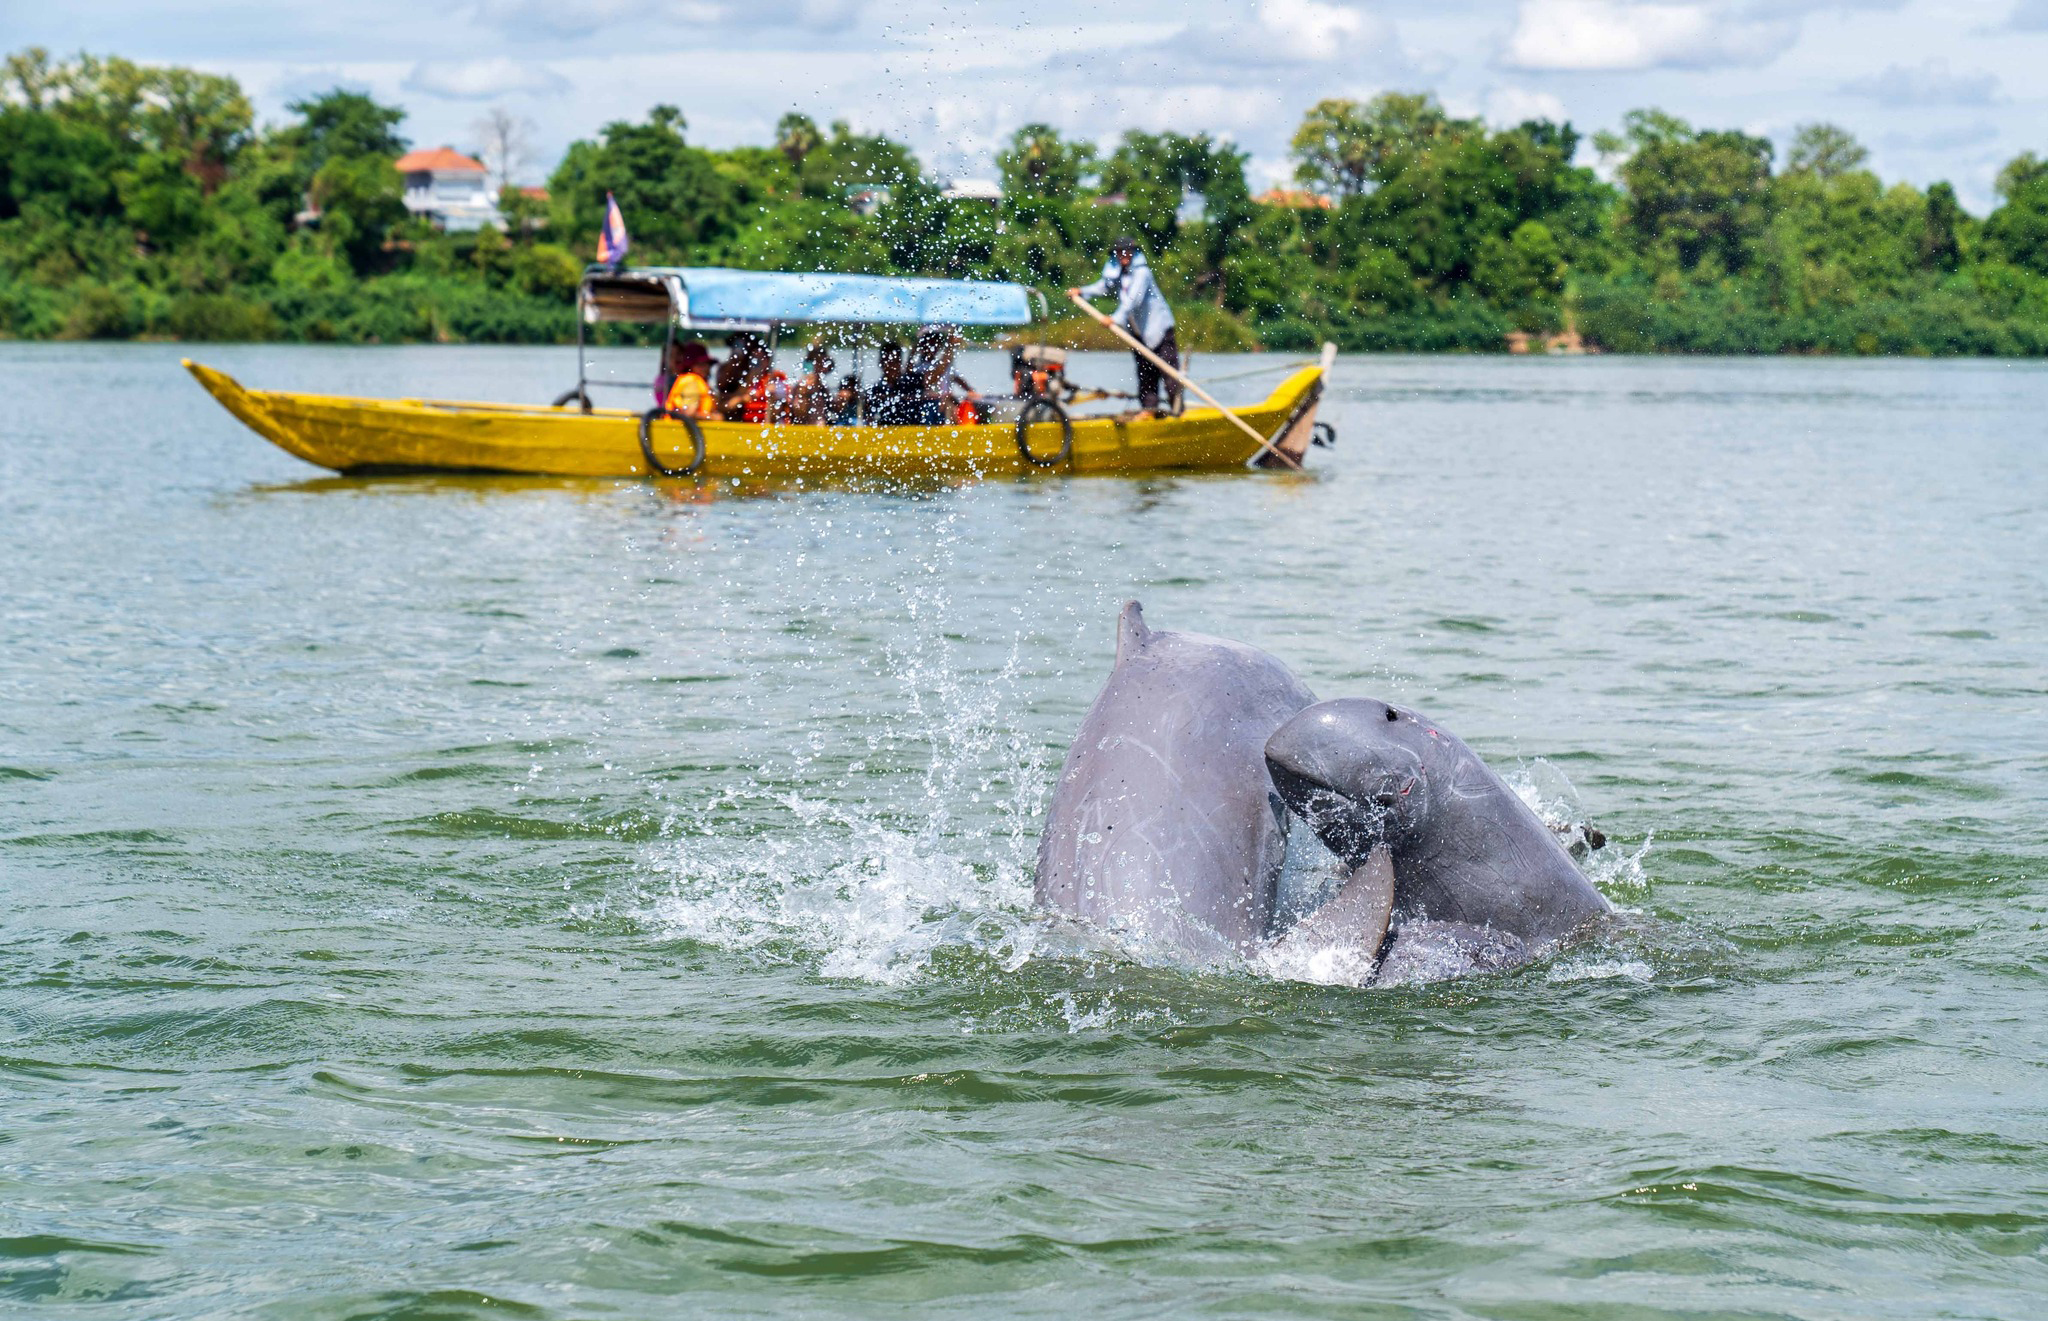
[6,0,2044,211]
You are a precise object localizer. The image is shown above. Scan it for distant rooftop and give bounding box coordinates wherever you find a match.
[394,147,486,174]
[1256,188,1334,210]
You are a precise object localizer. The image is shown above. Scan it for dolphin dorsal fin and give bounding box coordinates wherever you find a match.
[1116,600,1151,663]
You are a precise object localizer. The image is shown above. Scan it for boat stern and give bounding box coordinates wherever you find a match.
[1252,342,1337,469]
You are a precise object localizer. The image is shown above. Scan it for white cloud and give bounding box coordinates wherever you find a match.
[1092,0,1397,78]
[1260,0,1378,49]
[403,58,570,99]
[1841,59,2001,107]
[1485,85,1568,126]
[1502,0,1794,71]
[2004,0,2048,29]
[5,0,2041,212]
[466,0,860,40]
[1881,121,1999,152]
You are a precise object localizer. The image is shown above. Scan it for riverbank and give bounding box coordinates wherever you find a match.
[12,272,2048,357]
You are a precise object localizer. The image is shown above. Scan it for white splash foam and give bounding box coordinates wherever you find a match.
[1545,958,1654,984]
[635,542,1050,986]
[1252,939,1378,988]
[1585,830,1655,901]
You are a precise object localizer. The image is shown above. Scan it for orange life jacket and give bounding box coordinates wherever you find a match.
[953,397,979,425]
[663,371,716,419]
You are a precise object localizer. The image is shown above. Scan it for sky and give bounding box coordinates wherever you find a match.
[5,0,2045,212]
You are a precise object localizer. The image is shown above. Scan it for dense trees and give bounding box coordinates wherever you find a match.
[1,45,2045,354]
[1985,154,2048,276]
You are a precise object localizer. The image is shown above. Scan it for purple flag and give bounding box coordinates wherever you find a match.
[597,191,629,268]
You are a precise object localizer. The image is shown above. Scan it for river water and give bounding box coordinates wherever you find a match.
[4,343,2045,1319]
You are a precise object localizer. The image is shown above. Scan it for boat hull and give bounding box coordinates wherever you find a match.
[183,359,1323,479]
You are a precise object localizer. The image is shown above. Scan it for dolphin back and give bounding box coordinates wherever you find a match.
[1035,602,1317,961]
[1399,724,1612,943]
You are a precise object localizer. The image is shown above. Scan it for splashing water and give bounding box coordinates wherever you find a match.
[1513,756,1657,903]
[637,664,1674,990]
[635,526,1052,985]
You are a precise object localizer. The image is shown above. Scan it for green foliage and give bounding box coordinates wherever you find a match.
[277,89,405,174]
[1291,93,1453,198]
[1985,173,2048,276]
[798,119,920,200]
[997,124,1095,200]
[1921,183,1964,274]
[1474,221,1566,329]
[1786,123,1868,180]
[509,242,583,299]
[0,45,2043,357]
[1602,110,1774,276]
[774,113,821,174]
[548,105,738,258]
[309,153,404,274]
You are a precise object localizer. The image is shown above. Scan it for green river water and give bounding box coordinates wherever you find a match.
[3,344,2045,1319]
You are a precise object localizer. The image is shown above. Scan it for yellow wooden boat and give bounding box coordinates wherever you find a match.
[185,266,1333,480]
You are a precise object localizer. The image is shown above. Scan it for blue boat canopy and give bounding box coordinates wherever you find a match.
[579,266,1039,329]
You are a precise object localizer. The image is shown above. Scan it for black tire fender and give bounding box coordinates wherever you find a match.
[1015,397,1073,468]
[639,408,707,477]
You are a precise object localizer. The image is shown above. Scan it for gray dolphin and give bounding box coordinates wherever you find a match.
[1034,601,1317,963]
[1264,698,1613,973]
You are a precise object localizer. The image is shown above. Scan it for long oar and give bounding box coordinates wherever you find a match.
[1066,291,1303,471]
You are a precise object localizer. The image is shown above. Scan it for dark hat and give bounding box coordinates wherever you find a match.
[1111,235,1141,254]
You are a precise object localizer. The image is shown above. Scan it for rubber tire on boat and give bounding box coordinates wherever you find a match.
[638,408,706,477]
[1313,420,1337,449]
[552,387,592,412]
[1015,397,1073,468]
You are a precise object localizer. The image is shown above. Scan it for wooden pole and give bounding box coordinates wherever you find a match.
[1066,291,1303,471]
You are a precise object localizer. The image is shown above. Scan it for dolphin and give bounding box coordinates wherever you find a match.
[1264,697,1613,975]
[1034,601,1317,963]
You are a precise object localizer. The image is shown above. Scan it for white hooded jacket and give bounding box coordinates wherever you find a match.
[1078,249,1175,349]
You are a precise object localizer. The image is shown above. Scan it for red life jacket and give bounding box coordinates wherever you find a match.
[739,371,788,424]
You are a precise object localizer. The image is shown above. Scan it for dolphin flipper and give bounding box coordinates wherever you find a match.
[1266,845,1396,983]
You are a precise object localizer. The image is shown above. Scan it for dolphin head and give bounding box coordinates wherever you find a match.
[1264,699,1434,866]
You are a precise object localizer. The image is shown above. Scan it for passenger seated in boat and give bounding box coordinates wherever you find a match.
[715,332,766,418]
[656,340,718,410]
[661,342,718,419]
[786,344,836,425]
[831,373,861,425]
[717,333,788,424]
[864,340,926,426]
[911,323,980,424]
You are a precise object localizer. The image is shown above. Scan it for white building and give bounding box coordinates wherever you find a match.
[394,147,503,233]
[940,178,1003,203]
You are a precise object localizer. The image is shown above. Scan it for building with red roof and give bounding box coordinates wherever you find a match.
[1255,188,1335,210]
[395,147,503,232]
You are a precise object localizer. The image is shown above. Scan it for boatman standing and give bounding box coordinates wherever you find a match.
[1068,237,1180,418]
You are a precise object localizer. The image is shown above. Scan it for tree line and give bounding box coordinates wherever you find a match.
[3,47,2047,354]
